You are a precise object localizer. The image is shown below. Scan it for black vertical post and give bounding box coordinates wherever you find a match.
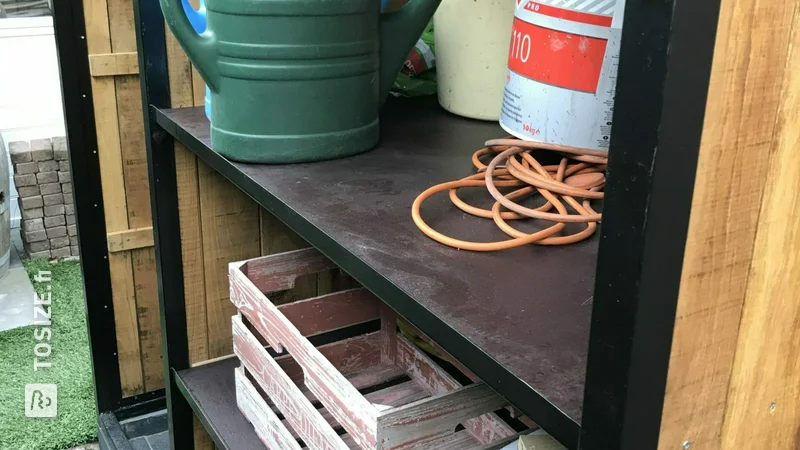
[580,0,723,448]
[51,0,123,414]
[132,0,194,448]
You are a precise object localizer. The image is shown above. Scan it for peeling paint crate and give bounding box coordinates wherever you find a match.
[229,248,528,450]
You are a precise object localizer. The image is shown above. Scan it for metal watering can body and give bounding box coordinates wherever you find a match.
[161,0,440,163]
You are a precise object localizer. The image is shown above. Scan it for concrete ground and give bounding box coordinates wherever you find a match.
[0,228,36,332]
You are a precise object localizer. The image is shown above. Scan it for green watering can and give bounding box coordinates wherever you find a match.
[160,0,441,163]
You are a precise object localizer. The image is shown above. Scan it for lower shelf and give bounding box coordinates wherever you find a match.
[174,357,265,450]
[175,357,527,450]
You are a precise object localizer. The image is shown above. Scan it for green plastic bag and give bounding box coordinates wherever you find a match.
[392,21,437,97]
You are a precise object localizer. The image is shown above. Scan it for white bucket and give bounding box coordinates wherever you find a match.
[500,0,626,150]
[434,0,516,121]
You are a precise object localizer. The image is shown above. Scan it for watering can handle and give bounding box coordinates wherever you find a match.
[180,0,206,34]
[160,0,219,92]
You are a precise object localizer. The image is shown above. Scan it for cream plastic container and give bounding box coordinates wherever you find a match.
[434,0,516,121]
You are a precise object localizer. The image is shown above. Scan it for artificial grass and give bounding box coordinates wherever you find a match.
[0,259,97,450]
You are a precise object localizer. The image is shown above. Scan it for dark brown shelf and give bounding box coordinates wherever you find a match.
[174,358,265,450]
[154,97,598,448]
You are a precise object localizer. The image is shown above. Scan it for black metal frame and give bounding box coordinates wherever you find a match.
[52,0,120,414]
[51,0,166,424]
[130,0,725,449]
[580,0,723,449]
[131,0,196,448]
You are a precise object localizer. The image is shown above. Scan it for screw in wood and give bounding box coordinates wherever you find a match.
[770,402,777,413]
[683,441,691,450]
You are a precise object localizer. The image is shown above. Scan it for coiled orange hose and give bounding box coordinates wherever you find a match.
[411,138,607,252]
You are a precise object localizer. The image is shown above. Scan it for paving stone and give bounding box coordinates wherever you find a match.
[67,224,77,236]
[64,204,75,215]
[53,137,69,160]
[9,141,32,163]
[50,237,70,249]
[63,193,74,205]
[19,196,43,209]
[22,218,44,232]
[46,226,67,238]
[21,208,44,220]
[14,174,37,187]
[40,182,62,195]
[28,250,52,259]
[66,214,76,225]
[69,235,78,246]
[38,160,59,172]
[30,139,53,161]
[44,205,65,217]
[59,160,71,172]
[17,186,40,197]
[61,182,73,194]
[24,230,48,244]
[14,161,39,175]
[37,171,58,184]
[44,216,66,227]
[70,245,80,256]
[57,171,71,183]
[42,193,63,206]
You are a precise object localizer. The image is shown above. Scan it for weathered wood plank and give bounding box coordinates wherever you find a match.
[242,247,336,293]
[395,336,516,445]
[380,306,398,366]
[230,268,379,448]
[378,383,508,450]
[279,381,431,441]
[89,52,139,76]
[259,208,318,305]
[235,367,303,450]
[232,316,350,450]
[276,288,380,338]
[106,227,154,252]
[657,0,800,448]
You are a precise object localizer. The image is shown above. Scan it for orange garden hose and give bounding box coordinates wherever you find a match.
[411,138,608,252]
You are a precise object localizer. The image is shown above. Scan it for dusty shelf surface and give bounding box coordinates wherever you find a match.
[156,97,599,447]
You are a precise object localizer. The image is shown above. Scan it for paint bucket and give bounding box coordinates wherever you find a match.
[500,0,626,150]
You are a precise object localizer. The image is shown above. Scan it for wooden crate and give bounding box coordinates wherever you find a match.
[230,249,527,449]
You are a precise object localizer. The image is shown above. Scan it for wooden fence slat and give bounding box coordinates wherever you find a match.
[657,0,799,448]
[720,8,800,448]
[107,0,163,393]
[84,0,143,397]
[89,52,139,76]
[199,164,260,358]
[106,227,154,252]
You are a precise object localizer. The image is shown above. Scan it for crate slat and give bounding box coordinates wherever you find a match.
[231,265,381,449]
[395,336,517,445]
[235,367,303,450]
[241,248,336,292]
[233,315,350,450]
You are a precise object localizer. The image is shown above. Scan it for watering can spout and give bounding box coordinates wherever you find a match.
[379,0,441,106]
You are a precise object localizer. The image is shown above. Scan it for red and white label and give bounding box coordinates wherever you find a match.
[501,0,625,151]
[507,18,608,93]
